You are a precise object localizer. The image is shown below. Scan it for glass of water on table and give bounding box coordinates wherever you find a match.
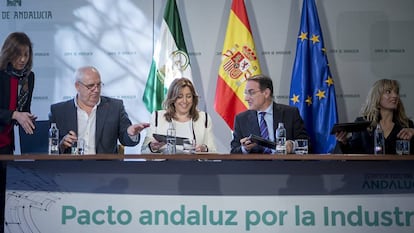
[71,138,85,155]
[294,139,308,154]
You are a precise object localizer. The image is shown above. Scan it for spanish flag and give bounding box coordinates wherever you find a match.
[214,0,261,130]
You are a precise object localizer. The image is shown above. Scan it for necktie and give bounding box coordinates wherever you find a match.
[259,112,271,154]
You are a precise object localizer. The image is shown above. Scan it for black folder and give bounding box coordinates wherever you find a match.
[248,134,276,149]
[330,121,371,134]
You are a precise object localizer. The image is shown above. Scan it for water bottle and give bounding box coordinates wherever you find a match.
[48,123,59,155]
[275,122,287,154]
[374,124,385,155]
[166,122,176,154]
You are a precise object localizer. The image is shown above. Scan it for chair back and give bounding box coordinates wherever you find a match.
[19,120,50,154]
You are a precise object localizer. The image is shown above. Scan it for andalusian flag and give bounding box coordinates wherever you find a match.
[143,0,192,112]
[214,0,261,130]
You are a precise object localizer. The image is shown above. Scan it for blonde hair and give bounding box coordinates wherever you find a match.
[361,79,409,130]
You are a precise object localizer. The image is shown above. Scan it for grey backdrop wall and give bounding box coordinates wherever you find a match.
[1,0,413,153]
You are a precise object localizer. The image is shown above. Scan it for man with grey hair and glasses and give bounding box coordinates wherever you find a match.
[49,66,149,154]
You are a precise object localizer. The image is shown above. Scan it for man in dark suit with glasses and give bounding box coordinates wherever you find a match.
[230,74,309,154]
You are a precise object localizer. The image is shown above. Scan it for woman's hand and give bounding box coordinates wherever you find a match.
[397,128,414,140]
[149,140,165,152]
[195,144,208,152]
[12,111,37,134]
[335,131,348,144]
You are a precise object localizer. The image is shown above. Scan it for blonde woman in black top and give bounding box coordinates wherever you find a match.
[336,79,413,154]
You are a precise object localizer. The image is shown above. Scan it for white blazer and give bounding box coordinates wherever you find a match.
[141,110,217,153]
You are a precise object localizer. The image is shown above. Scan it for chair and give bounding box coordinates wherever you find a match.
[19,120,50,154]
[118,144,125,154]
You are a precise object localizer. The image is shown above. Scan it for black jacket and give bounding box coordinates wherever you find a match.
[0,70,35,145]
[336,117,414,154]
[231,102,309,154]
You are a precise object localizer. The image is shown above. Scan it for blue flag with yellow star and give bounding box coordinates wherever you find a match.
[289,0,338,153]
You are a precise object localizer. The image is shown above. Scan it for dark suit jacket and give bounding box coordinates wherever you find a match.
[0,71,35,148]
[335,117,414,154]
[231,102,309,153]
[49,96,138,154]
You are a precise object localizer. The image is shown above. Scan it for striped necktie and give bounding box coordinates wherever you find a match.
[259,112,271,154]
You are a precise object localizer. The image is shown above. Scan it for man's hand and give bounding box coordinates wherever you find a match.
[60,130,77,150]
[127,123,150,136]
[286,140,294,153]
[240,137,256,151]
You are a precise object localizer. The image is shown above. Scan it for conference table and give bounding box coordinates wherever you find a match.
[1,154,414,233]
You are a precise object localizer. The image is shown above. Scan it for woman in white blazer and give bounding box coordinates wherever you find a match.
[141,77,216,154]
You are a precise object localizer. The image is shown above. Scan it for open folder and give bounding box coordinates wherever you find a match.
[248,134,276,149]
[153,133,187,145]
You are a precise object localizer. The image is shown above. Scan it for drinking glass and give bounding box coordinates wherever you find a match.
[71,140,78,155]
[183,138,196,154]
[396,140,410,155]
[77,138,85,155]
[294,139,308,154]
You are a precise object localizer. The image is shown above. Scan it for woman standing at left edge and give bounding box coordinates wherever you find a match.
[0,32,37,232]
[0,32,36,155]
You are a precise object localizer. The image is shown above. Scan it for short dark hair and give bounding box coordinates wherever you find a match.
[248,74,274,98]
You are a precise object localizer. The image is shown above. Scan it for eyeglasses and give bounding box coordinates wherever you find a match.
[244,89,262,97]
[78,81,104,91]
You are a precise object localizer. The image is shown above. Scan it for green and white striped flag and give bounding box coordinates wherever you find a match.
[143,0,192,112]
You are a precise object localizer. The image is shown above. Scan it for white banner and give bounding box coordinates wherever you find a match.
[5,159,414,232]
[5,193,414,233]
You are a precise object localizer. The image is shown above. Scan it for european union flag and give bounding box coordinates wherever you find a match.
[289,0,338,153]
